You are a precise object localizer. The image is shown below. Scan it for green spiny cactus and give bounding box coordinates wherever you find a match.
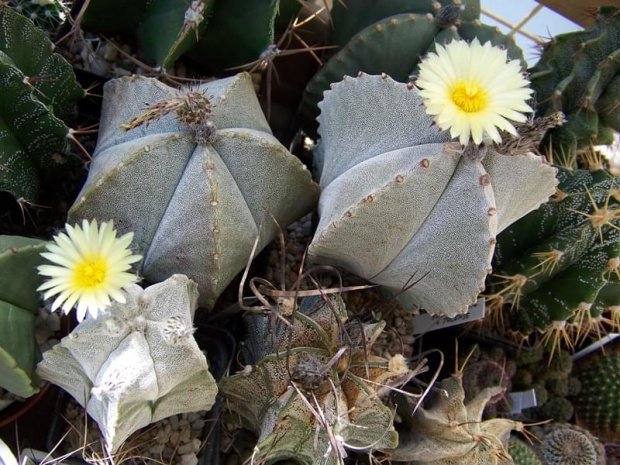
[307,73,556,317]
[68,73,319,309]
[513,347,578,422]
[219,295,413,465]
[541,427,604,465]
[80,0,282,73]
[7,0,67,36]
[488,167,620,354]
[37,275,218,453]
[298,0,525,124]
[385,372,522,464]
[572,349,620,442]
[0,5,84,203]
[508,437,542,465]
[530,6,620,167]
[0,236,46,398]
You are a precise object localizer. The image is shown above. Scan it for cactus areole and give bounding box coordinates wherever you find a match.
[69,73,320,309]
[308,74,557,317]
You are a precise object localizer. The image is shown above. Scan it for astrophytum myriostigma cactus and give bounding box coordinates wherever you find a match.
[307,74,557,317]
[36,275,217,453]
[69,73,319,309]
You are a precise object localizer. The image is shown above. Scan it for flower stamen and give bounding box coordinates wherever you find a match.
[451,81,488,113]
[74,258,107,288]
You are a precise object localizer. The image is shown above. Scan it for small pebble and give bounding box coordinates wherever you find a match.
[177,442,194,455]
[180,453,198,465]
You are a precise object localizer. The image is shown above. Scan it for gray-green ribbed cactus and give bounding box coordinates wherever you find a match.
[37,275,217,454]
[69,72,319,309]
[0,236,46,398]
[0,5,84,203]
[385,372,522,464]
[220,295,413,465]
[307,73,557,317]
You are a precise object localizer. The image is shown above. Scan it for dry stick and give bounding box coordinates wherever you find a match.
[55,0,90,47]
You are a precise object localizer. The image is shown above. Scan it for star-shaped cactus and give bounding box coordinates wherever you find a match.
[386,372,521,464]
[37,275,217,453]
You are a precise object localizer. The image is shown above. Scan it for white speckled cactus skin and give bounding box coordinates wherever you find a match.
[36,275,217,454]
[69,72,320,309]
[308,73,558,317]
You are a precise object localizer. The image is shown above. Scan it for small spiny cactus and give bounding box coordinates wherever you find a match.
[541,427,605,465]
[219,295,415,465]
[572,348,620,442]
[7,0,66,36]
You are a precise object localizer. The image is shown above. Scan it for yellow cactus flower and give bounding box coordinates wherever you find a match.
[416,38,533,145]
[37,220,142,321]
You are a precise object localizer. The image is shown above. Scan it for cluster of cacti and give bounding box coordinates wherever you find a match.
[529,6,620,167]
[79,0,311,73]
[2,2,618,463]
[7,0,67,36]
[0,236,46,398]
[460,344,516,417]
[219,295,413,465]
[298,0,525,124]
[487,167,620,353]
[36,275,218,453]
[386,371,522,464]
[572,348,620,442]
[307,72,556,317]
[0,5,84,203]
[68,72,319,309]
[511,346,580,423]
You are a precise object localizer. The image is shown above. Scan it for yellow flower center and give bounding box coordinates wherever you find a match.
[451,80,488,113]
[74,258,107,288]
